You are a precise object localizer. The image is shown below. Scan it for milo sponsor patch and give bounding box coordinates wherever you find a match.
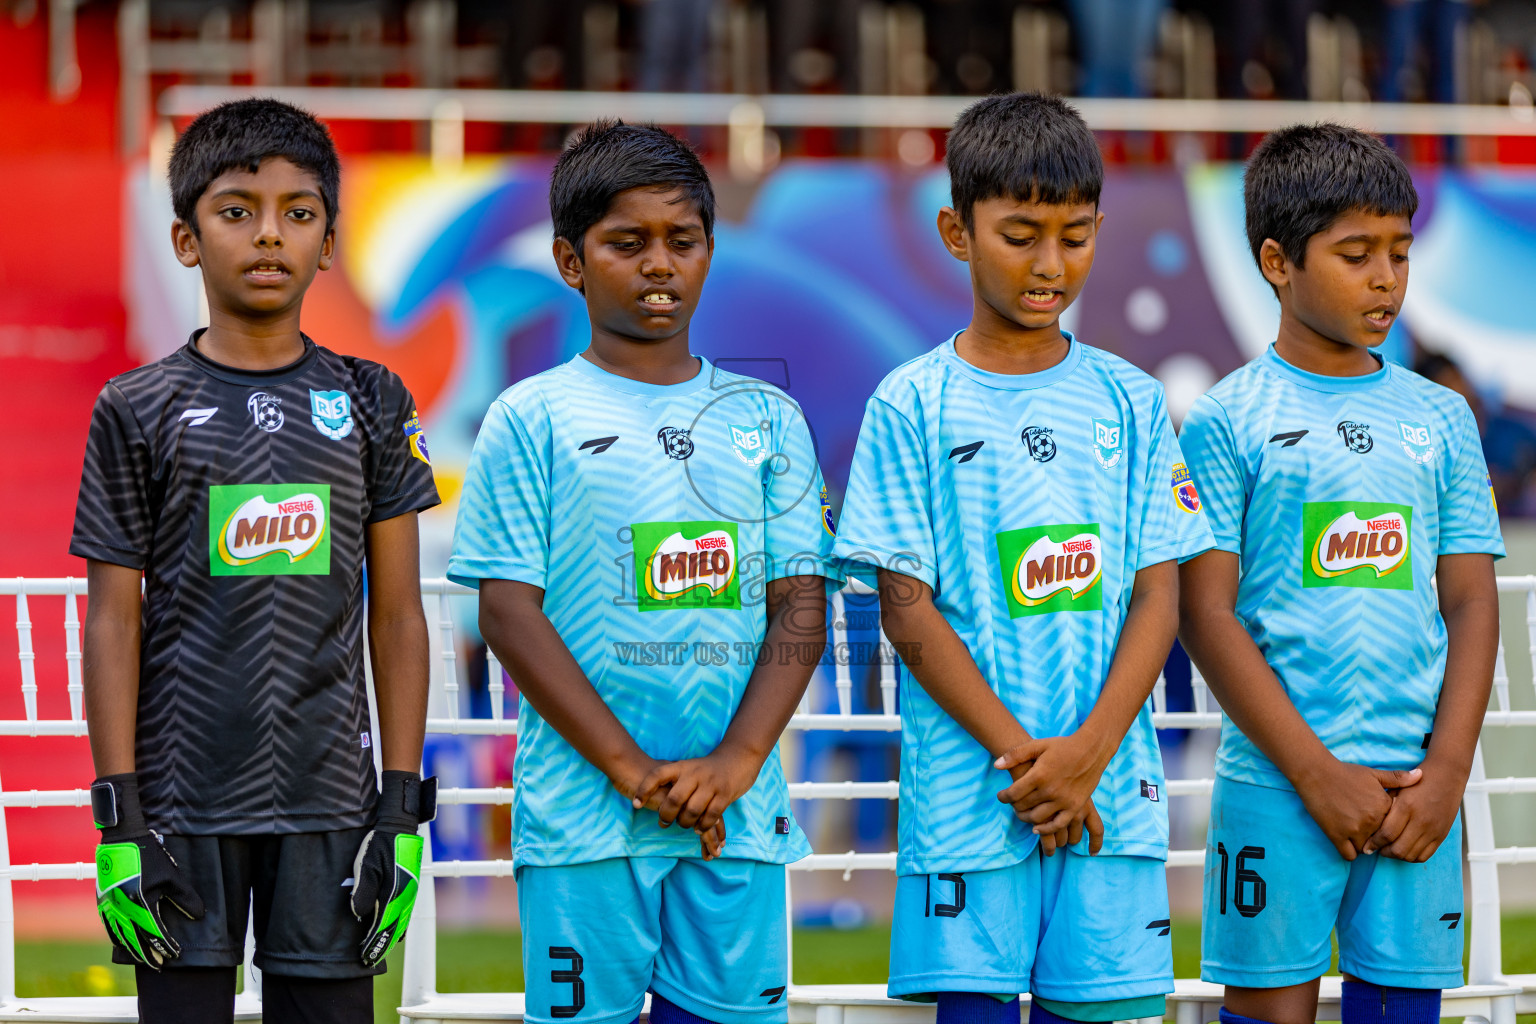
[632,520,741,611]
[1303,501,1413,590]
[209,484,331,576]
[996,523,1104,618]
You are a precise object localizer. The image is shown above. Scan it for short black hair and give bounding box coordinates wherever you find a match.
[169,97,341,234]
[550,119,715,258]
[1413,350,1461,382]
[1244,123,1418,267]
[945,92,1103,229]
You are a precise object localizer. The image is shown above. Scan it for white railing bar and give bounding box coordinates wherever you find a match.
[1165,779,1215,796]
[1468,777,1536,794]
[436,589,458,721]
[877,632,897,716]
[1190,661,1211,717]
[155,87,1536,137]
[830,590,852,717]
[63,582,83,723]
[1494,634,1511,713]
[1470,848,1536,864]
[428,858,516,878]
[0,722,91,737]
[486,649,505,722]
[0,790,90,808]
[1152,672,1167,715]
[435,787,514,805]
[14,588,36,729]
[1527,590,1536,706]
[0,863,95,882]
[789,782,898,799]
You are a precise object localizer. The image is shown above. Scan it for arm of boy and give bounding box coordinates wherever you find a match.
[994,559,1178,839]
[1364,552,1498,861]
[877,568,1103,855]
[366,512,431,775]
[1180,550,1420,860]
[480,578,724,859]
[630,574,827,836]
[83,560,144,776]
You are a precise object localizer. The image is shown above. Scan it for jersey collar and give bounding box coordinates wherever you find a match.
[1262,343,1390,393]
[940,328,1084,391]
[567,351,711,398]
[181,329,319,387]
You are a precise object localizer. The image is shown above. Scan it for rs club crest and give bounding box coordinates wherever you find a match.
[729,423,769,467]
[1398,420,1435,465]
[310,390,355,441]
[1091,418,1123,470]
[247,392,284,433]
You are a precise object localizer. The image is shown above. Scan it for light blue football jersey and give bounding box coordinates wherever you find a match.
[449,354,838,868]
[833,333,1214,875]
[1179,345,1505,790]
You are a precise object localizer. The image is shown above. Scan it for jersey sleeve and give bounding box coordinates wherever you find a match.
[761,401,843,584]
[367,371,442,523]
[1135,390,1215,569]
[70,382,154,569]
[1177,394,1245,556]
[1438,399,1506,558]
[831,395,937,590]
[447,397,552,589]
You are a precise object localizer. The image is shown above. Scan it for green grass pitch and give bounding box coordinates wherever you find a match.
[15,917,1536,1023]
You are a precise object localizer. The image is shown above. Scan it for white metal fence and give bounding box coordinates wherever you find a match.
[1,575,1535,1023]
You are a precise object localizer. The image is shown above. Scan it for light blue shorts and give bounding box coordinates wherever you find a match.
[1201,776,1464,990]
[888,847,1174,1002]
[517,857,789,1024]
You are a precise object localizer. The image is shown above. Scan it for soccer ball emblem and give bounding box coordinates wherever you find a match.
[657,426,694,460]
[248,392,284,433]
[1336,420,1373,454]
[1021,425,1057,463]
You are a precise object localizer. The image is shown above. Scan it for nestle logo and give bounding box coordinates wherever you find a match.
[277,499,315,514]
[1062,539,1094,553]
[695,536,728,550]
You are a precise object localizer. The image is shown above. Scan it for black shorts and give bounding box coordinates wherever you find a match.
[112,828,382,980]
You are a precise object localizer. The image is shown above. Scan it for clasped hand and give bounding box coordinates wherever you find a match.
[614,751,762,860]
[1299,759,1457,863]
[993,733,1107,856]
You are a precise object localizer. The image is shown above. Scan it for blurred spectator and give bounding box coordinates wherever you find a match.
[770,0,862,95]
[1416,350,1536,517]
[1188,0,1314,98]
[1380,0,1471,102]
[1068,0,1167,96]
[638,0,719,92]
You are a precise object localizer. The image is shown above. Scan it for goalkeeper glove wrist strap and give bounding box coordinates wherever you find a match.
[92,773,147,843]
[377,770,438,832]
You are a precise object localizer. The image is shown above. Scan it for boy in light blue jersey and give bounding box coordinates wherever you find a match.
[448,122,838,1024]
[1179,124,1504,1024]
[834,93,1213,1024]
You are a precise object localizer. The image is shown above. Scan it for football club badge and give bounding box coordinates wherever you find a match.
[402,409,431,465]
[248,392,284,433]
[1337,420,1374,454]
[820,484,836,535]
[1171,462,1202,514]
[1021,425,1056,463]
[729,422,769,467]
[657,426,694,460]
[309,390,355,441]
[1398,420,1435,465]
[1091,418,1124,470]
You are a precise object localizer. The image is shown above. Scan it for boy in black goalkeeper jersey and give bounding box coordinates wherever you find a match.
[71,99,440,1024]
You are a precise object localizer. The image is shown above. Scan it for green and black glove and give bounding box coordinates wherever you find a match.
[91,773,205,969]
[351,770,437,967]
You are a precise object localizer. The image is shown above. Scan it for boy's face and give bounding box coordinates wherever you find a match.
[172,156,334,320]
[554,186,713,343]
[938,195,1103,334]
[1260,209,1412,350]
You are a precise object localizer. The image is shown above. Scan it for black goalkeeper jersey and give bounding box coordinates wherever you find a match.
[71,333,440,834]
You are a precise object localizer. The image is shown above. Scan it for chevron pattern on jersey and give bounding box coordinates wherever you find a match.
[1180,346,1506,791]
[836,334,1214,875]
[71,337,439,834]
[449,355,836,869]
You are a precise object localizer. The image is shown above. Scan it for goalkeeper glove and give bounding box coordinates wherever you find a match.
[351,770,437,967]
[91,773,205,969]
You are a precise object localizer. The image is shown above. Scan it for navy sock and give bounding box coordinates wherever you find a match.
[937,991,1020,1024]
[1219,1008,1275,1024]
[1029,1000,1083,1024]
[1341,981,1441,1024]
[650,993,720,1024]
